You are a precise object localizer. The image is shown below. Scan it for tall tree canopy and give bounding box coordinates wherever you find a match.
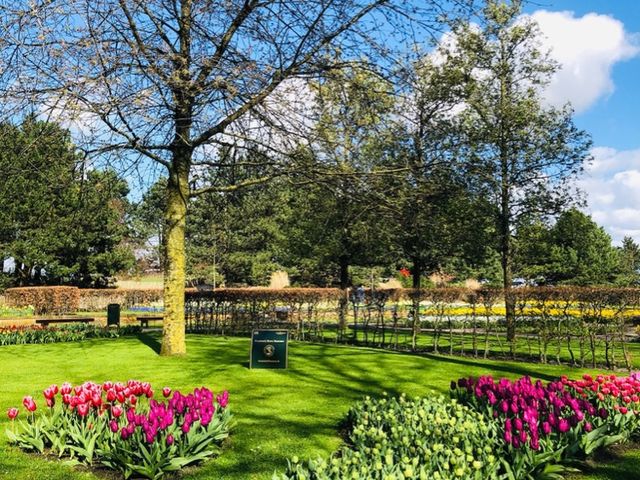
[0,0,462,354]
[442,0,592,348]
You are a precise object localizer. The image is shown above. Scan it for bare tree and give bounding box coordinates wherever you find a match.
[0,0,464,355]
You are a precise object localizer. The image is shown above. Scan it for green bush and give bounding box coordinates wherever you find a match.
[0,324,141,346]
[276,394,502,480]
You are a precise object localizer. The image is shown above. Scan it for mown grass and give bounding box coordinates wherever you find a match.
[0,334,636,479]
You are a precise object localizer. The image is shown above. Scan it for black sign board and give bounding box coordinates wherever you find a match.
[250,329,289,369]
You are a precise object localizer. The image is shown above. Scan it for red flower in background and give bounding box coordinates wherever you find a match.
[399,267,410,278]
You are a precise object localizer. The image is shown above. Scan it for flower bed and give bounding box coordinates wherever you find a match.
[278,394,503,480]
[0,324,141,346]
[280,373,640,479]
[6,380,232,479]
[451,373,640,478]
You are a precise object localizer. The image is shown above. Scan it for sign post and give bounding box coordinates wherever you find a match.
[250,329,289,369]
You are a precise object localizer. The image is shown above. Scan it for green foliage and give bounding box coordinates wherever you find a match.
[277,66,398,288]
[0,324,140,346]
[186,161,287,287]
[617,237,640,286]
[443,0,591,290]
[515,210,620,285]
[0,304,34,318]
[0,117,135,287]
[131,178,167,272]
[277,394,502,480]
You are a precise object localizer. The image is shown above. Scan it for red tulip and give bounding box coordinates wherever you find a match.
[7,408,18,420]
[112,405,123,418]
[162,387,172,398]
[43,387,56,400]
[22,396,37,412]
[106,390,117,402]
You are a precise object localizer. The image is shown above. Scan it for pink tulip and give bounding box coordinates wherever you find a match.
[7,408,18,420]
[77,403,90,417]
[217,390,229,408]
[558,418,570,433]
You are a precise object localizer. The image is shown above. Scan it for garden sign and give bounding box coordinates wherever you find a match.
[250,329,289,369]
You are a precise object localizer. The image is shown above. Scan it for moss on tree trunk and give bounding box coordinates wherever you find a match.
[161,160,189,356]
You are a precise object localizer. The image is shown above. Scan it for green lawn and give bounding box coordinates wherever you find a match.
[0,334,638,480]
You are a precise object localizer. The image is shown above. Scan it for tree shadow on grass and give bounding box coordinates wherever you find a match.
[415,352,563,381]
[135,332,161,354]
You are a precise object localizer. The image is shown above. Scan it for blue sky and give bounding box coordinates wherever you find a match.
[520,0,640,244]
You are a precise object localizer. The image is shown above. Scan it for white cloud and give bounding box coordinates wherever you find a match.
[531,10,638,113]
[578,147,640,245]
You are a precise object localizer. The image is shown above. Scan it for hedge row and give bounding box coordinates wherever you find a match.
[5,287,79,315]
[4,287,166,314]
[78,288,164,311]
[186,287,343,303]
[185,286,640,306]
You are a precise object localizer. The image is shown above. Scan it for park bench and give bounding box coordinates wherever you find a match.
[35,317,95,327]
[135,314,164,328]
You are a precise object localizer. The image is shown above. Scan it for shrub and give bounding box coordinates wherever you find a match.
[5,287,80,315]
[0,304,34,318]
[6,381,232,479]
[277,394,502,480]
[0,324,140,346]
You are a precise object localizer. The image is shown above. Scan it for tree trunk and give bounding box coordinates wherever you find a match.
[339,256,350,289]
[162,0,193,355]
[161,158,190,356]
[411,260,422,289]
[500,176,516,356]
[337,256,350,341]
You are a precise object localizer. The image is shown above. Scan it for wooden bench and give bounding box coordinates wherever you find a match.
[135,315,164,328]
[35,317,95,327]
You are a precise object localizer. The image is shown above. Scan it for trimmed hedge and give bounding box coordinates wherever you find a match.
[78,288,164,311]
[185,287,343,303]
[5,287,79,315]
